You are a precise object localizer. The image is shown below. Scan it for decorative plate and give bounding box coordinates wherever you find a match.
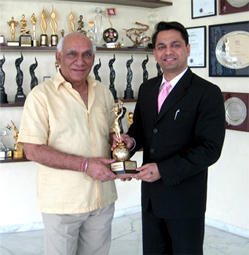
[215,31,249,69]
[103,28,118,43]
[225,97,247,126]
[226,0,249,8]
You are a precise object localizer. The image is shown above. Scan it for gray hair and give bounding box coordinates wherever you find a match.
[56,32,96,53]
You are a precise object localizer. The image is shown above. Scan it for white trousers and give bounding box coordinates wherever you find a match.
[42,203,115,255]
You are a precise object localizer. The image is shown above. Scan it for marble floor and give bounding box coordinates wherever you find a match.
[1,212,249,255]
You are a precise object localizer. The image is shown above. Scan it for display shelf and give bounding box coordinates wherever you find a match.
[0,157,29,163]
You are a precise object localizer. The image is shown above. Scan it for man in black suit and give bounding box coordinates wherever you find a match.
[112,21,225,254]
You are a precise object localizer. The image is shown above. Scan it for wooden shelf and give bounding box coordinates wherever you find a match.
[59,0,172,8]
[0,157,30,163]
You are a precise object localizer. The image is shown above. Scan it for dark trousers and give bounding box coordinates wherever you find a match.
[142,205,205,255]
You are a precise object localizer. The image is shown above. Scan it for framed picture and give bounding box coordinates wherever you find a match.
[222,92,249,132]
[219,0,249,15]
[209,21,249,77]
[187,26,206,68]
[191,0,217,18]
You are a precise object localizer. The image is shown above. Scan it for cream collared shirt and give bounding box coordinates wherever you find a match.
[18,71,117,214]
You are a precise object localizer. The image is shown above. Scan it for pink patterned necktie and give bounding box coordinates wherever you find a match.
[158,81,172,113]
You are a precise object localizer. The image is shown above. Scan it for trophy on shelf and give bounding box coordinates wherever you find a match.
[40,7,49,46]
[142,55,149,83]
[93,58,101,82]
[94,7,103,47]
[108,54,117,100]
[77,15,87,34]
[7,17,19,46]
[19,14,32,47]
[30,58,38,90]
[50,5,59,46]
[0,34,5,45]
[14,53,26,103]
[156,62,163,76]
[111,100,137,177]
[124,55,134,99]
[0,127,12,160]
[68,9,76,33]
[10,121,23,159]
[124,22,150,48]
[127,110,134,129]
[103,8,118,48]
[87,19,95,43]
[31,13,38,47]
[0,55,8,104]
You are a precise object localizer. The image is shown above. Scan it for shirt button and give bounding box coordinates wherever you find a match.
[150,149,155,154]
[153,128,158,133]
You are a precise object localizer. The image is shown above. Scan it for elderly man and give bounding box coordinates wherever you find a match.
[18,33,117,255]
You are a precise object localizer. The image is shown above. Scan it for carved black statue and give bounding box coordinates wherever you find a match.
[108,54,117,99]
[93,58,101,82]
[0,55,8,103]
[30,58,38,90]
[142,55,149,83]
[15,53,26,103]
[124,55,134,99]
[156,62,163,76]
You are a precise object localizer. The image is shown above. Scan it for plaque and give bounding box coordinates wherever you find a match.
[111,100,137,177]
[40,7,49,46]
[0,55,8,104]
[215,31,249,69]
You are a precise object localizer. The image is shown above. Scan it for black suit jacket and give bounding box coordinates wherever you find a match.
[128,68,225,219]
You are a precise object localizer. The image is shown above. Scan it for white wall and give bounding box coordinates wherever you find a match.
[1,0,249,238]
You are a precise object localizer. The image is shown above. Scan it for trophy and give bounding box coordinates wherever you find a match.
[30,58,38,90]
[142,55,149,83]
[0,127,12,160]
[50,5,59,46]
[7,17,19,46]
[19,14,32,47]
[0,55,8,104]
[31,13,38,47]
[94,7,103,47]
[156,62,163,76]
[10,121,23,159]
[15,53,26,103]
[103,8,118,47]
[87,20,95,43]
[127,110,134,129]
[93,58,101,82]
[108,54,117,99]
[111,100,137,176]
[40,7,49,46]
[68,9,76,33]
[0,34,5,45]
[124,55,134,99]
[77,15,87,34]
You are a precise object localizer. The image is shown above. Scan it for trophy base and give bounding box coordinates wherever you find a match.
[0,92,8,104]
[124,88,134,99]
[15,94,26,103]
[109,87,117,100]
[0,149,12,160]
[7,41,19,47]
[19,34,32,47]
[111,160,137,178]
[51,34,58,47]
[40,34,48,47]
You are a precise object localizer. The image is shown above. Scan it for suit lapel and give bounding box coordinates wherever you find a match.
[156,69,193,122]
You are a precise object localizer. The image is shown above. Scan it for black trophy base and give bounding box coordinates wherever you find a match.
[51,34,58,47]
[19,34,32,47]
[0,92,8,104]
[110,87,117,100]
[40,34,48,47]
[15,94,26,103]
[111,160,137,178]
[124,89,134,99]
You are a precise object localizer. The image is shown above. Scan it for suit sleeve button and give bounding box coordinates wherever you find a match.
[153,128,158,133]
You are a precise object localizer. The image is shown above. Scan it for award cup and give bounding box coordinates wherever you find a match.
[19,14,32,47]
[50,5,59,46]
[40,7,49,46]
[0,128,12,160]
[7,17,19,46]
[0,56,8,104]
[10,121,23,159]
[15,53,26,103]
[111,100,137,177]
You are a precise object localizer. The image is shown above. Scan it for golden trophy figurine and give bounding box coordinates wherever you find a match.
[40,7,49,46]
[19,14,32,47]
[127,110,134,129]
[68,9,76,32]
[11,121,23,159]
[50,5,59,46]
[111,100,137,177]
[20,14,30,34]
[7,17,19,46]
[31,13,38,47]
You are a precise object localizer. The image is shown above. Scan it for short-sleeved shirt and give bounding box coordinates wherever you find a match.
[18,71,117,214]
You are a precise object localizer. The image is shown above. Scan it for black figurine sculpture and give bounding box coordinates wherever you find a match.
[156,62,163,76]
[30,58,38,90]
[124,55,134,99]
[142,55,149,83]
[108,54,117,99]
[15,53,26,103]
[93,58,101,82]
[0,55,8,103]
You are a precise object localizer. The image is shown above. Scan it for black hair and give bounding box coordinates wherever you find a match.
[152,21,189,49]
